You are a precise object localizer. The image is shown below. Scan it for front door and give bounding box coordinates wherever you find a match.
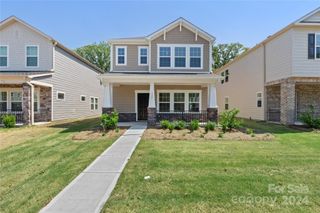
[137,93,149,120]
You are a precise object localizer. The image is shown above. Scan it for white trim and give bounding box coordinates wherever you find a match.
[34,88,40,113]
[157,44,203,69]
[0,88,23,111]
[110,44,113,71]
[256,92,263,108]
[80,95,86,102]
[25,45,39,68]
[135,90,149,121]
[56,91,65,101]
[30,80,53,88]
[315,33,320,59]
[90,96,99,111]
[138,46,149,66]
[115,46,127,66]
[156,90,202,113]
[0,45,9,68]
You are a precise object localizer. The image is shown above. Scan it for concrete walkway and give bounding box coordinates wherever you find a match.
[40,123,147,213]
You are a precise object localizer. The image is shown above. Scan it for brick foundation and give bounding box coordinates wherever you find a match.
[102,107,114,114]
[280,81,296,124]
[119,113,136,122]
[34,87,52,122]
[207,108,218,122]
[147,107,156,126]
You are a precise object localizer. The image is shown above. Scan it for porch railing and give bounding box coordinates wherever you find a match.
[156,110,208,123]
[0,110,24,124]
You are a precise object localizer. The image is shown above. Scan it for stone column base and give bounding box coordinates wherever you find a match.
[207,108,218,122]
[102,107,114,114]
[147,107,156,126]
[22,83,32,125]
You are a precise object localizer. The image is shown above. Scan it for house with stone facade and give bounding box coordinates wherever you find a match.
[99,18,219,125]
[215,7,320,125]
[0,16,103,125]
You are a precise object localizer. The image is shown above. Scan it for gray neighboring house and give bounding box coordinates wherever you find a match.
[0,16,104,125]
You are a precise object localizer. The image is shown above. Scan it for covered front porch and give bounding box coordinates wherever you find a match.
[100,73,219,126]
[0,73,52,125]
[266,77,320,124]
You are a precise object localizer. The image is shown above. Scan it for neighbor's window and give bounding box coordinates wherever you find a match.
[159,93,170,112]
[190,47,201,68]
[94,97,98,110]
[26,45,38,67]
[174,93,185,112]
[11,91,22,111]
[224,97,229,110]
[34,90,39,112]
[221,72,225,84]
[91,97,94,110]
[0,91,8,111]
[257,92,262,108]
[188,93,200,112]
[57,91,65,100]
[0,46,8,67]
[316,34,320,59]
[116,46,126,65]
[138,47,148,65]
[174,47,186,67]
[159,47,171,67]
[80,95,86,102]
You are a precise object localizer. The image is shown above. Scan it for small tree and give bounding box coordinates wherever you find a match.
[299,105,320,129]
[101,112,119,131]
[220,109,242,133]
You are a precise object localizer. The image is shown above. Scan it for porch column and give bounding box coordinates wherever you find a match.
[280,80,295,125]
[207,83,218,122]
[147,82,156,126]
[22,83,34,125]
[102,82,113,114]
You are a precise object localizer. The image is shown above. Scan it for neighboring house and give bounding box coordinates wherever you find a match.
[215,7,320,125]
[99,18,219,125]
[0,16,103,125]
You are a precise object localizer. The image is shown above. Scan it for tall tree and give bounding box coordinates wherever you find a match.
[212,43,248,70]
[75,42,110,72]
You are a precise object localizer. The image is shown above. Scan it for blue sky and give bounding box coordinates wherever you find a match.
[1,0,319,49]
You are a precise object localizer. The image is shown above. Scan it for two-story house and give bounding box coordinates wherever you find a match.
[215,7,320,125]
[99,18,219,125]
[0,16,103,125]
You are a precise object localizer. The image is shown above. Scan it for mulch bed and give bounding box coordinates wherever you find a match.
[71,127,126,141]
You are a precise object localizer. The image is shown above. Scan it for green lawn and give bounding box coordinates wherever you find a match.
[0,118,120,213]
[104,121,320,212]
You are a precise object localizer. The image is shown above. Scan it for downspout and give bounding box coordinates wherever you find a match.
[263,43,267,121]
[26,81,34,125]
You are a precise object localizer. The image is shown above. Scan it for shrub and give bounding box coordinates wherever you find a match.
[168,123,174,133]
[299,106,320,129]
[189,120,199,132]
[2,114,16,128]
[246,128,254,135]
[101,111,119,131]
[220,108,242,133]
[160,120,170,129]
[205,121,216,133]
[173,120,186,130]
[218,132,223,138]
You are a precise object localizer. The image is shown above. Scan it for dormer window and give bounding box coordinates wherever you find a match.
[116,46,127,65]
[26,45,38,67]
[190,47,201,68]
[138,46,148,65]
[174,47,186,67]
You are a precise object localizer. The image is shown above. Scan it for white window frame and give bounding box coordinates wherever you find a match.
[157,90,202,113]
[0,90,8,111]
[174,46,187,68]
[80,95,86,102]
[116,46,127,66]
[10,90,23,112]
[56,91,65,101]
[315,33,320,59]
[0,45,9,68]
[90,96,99,111]
[158,92,171,113]
[138,46,148,66]
[25,45,39,68]
[224,96,229,110]
[34,88,40,113]
[173,92,185,112]
[157,44,203,69]
[256,92,263,108]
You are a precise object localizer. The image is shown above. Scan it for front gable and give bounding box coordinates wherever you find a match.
[300,11,320,23]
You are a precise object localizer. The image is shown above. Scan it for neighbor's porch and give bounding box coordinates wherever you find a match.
[100,73,219,125]
[266,77,320,124]
[0,76,52,125]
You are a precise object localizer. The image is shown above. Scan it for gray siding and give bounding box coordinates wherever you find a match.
[40,47,103,121]
[0,21,53,71]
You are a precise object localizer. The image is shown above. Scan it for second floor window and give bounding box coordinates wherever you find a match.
[116,46,126,65]
[190,47,201,68]
[159,47,171,67]
[0,45,8,67]
[138,47,148,65]
[316,34,320,59]
[308,33,320,59]
[26,45,38,67]
[175,47,186,67]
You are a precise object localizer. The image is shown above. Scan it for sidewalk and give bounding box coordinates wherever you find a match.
[40,123,147,213]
